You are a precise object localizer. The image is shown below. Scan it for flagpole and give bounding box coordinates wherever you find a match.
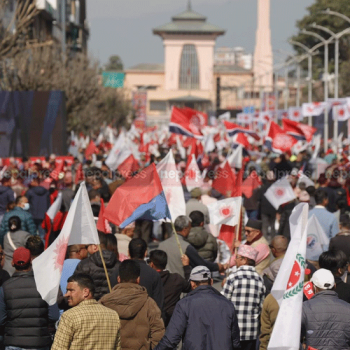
[170,222,184,256]
[98,244,112,292]
[233,205,242,255]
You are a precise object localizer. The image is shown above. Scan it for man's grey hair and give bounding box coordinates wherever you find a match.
[174,215,191,232]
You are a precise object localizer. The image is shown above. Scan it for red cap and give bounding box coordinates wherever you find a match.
[12,247,31,266]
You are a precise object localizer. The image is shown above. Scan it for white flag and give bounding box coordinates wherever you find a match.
[297,174,314,188]
[46,192,62,221]
[258,111,274,124]
[306,214,329,261]
[184,154,203,192]
[302,102,327,117]
[311,134,321,160]
[33,182,100,305]
[204,134,215,153]
[288,107,303,122]
[332,104,350,121]
[219,111,231,120]
[268,203,308,350]
[156,150,186,221]
[207,197,242,226]
[227,145,243,169]
[264,177,296,210]
[105,133,132,170]
[176,136,186,159]
[237,113,253,124]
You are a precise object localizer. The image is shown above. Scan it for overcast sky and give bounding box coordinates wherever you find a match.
[86,0,315,68]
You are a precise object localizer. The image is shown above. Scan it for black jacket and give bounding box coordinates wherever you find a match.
[114,259,164,311]
[159,266,191,326]
[0,186,15,215]
[26,186,50,220]
[2,270,51,348]
[154,286,241,350]
[334,276,350,304]
[75,250,119,300]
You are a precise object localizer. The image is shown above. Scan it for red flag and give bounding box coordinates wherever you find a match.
[212,162,236,197]
[265,121,298,153]
[233,167,244,197]
[234,133,249,148]
[169,107,203,139]
[117,155,140,179]
[242,170,261,198]
[75,163,84,185]
[85,140,97,158]
[282,119,317,143]
[50,160,64,181]
[218,224,235,251]
[96,198,112,233]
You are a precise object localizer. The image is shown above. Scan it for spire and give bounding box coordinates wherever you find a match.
[187,0,192,11]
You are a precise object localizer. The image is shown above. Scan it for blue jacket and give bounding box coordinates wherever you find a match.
[25,186,50,220]
[0,186,15,215]
[0,207,37,246]
[154,285,241,350]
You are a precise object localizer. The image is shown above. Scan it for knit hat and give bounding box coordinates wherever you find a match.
[238,245,259,261]
[311,268,335,290]
[245,219,262,231]
[190,187,202,198]
[12,247,31,267]
[189,266,211,281]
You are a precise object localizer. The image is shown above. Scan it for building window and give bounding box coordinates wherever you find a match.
[137,86,158,91]
[150,100,167,111]
[179,44,199,90]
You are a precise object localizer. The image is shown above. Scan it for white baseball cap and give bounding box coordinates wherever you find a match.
[311,269,335,290]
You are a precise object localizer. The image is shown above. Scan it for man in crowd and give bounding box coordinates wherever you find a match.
[74,232,119,300]
[185,187,209,224]
[52,273,121,350]
[154,266,241,350]
[187,210,218,262]
[222,245,266,350]
[0,176,15,225]
[100,260,165,349]
[0,196,37,245]
[308,188,338,245]
[0,247,52,349]
[149,249,191,326]
[25,235,44,261]
[158,216,226,278]
[301,268,350,349]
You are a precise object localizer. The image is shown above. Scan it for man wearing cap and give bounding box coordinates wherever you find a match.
[185,187,210,225]
[222,245,265,350]
[0,247,52,349]
[301,268,350,350]
[231,219,271,275]
[154,266,241,350]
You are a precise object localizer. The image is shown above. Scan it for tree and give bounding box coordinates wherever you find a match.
[0,46,132,132]
[291,0,350,98]
[105,55,123,71]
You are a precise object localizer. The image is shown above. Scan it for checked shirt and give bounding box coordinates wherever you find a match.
[222,265,265,341]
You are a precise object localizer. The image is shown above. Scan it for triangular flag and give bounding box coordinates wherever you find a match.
[264,177,296,210]
[227,145,243,169]
[85,140,97,158]
[182,154,203,192]
[33,182,100,305]
[156,150,186,221]
[212,161,236,197]
[268,203,308,350]
[117,154,139,179]
[46,192,62,221]
[96,198,112,234]
[105,133,132,170]
[207,196,242,226]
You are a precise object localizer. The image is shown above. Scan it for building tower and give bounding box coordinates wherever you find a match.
[253,0,273,91]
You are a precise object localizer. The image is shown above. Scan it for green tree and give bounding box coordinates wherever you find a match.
[105,55,123,71]
[291,0,350,98]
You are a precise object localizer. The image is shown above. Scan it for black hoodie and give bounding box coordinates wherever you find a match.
[0,186,15,215]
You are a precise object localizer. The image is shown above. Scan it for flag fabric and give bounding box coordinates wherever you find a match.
[50,160,65,181]
[218,224,236,251]
[207,196,242,226]
[302,102,327,117]
[74,163,84,185]
[169,106,204,139]
[264,177,296,210]
[204,134,216,153]
[283,119,317,143]
[46,192,62,221]
[268,203,308,350]
[258,111,274,124]
[242,170,261,198]
[265,121,298,154]
[176,136,186,159]
[332,104,350,121]
[117,154,139,179]
[212,161,236,198]
[233,133,249,148]
[288,107,303,122]
[156,150,186,221]
[297,174,314,188]
[306,214,329,261]
[104,163,171,229]
[311,134,321,160]
[182,154,203,192]
[105,133,132,171]
[227,145,243,169]
[224,120,260,140]
[218,111,231,120]
[237,112,253,124]
[84,140,97,158]
[33,182,100,305]
[96,198,112,234]
[277,109,289,120]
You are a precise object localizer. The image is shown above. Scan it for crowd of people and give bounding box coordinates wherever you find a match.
[0,125,349,350]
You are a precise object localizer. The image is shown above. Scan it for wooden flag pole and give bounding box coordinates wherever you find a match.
[98,244,112,293]
[170,222,184,256]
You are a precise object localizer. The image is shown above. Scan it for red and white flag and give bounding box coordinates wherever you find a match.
[33,182,100,305]
[46,192,62,221]
[207,196,242,226]
[258,111,274,124]
[212,161,236,198]
[332,104,350,121]
[265,121,298,154]
[288,107,303,122]
[156,150,186,221]
[96,198,112,234]
[302,102,327,117]
[105,133,132,171]
[264,177,296,210]
[182,154,203,192]
[237,113,253,124]
[227,145,243,169]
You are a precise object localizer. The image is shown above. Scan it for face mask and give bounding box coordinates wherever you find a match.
[23,203,30,211]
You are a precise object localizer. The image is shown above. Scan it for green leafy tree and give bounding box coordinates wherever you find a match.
[105,55,123,71]
[291,0,350,98]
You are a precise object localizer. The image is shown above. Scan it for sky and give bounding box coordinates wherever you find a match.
[86,0,315,68]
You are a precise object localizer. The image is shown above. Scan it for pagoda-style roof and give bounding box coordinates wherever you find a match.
[153,3,225,37]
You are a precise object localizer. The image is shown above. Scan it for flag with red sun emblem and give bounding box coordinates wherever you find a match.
[33,182,100,305]
[333,104,350,122]
[207,196,242,226]
[181,154,203,192]
[264,177,296,210]
[288,107,303,122]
